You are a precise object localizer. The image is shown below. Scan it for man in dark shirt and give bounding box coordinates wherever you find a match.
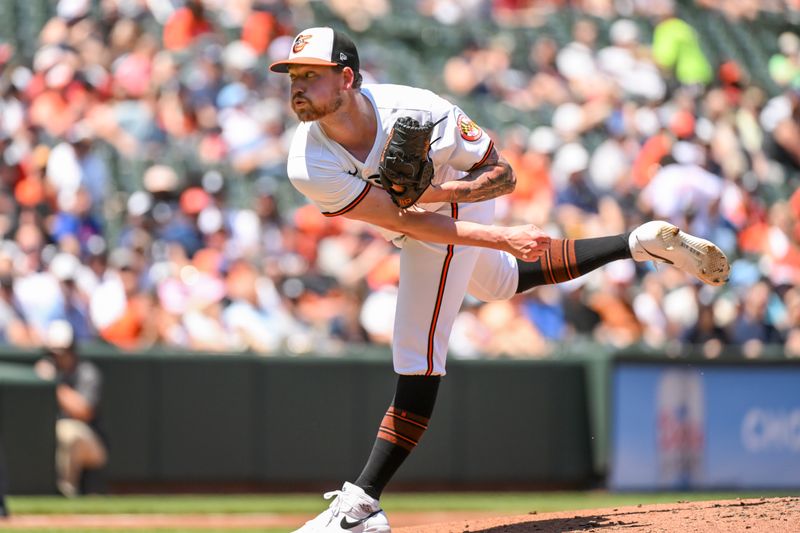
[34,320,106,497]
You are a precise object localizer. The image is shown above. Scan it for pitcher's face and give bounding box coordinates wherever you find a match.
[288,65,344,122]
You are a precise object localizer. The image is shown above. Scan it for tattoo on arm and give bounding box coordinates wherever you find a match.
[446,148,516,203]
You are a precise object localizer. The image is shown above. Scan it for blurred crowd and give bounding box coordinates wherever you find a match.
[0,0,799,360]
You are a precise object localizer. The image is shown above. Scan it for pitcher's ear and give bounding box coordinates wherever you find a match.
[342,66,356,89]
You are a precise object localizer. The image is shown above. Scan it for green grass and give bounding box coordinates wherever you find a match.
[6,494,319,515]
[7,490,797,514]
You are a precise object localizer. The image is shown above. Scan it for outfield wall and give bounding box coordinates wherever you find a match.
[0,362,56,494]
[4,348,795,495]
[0,348,593,494]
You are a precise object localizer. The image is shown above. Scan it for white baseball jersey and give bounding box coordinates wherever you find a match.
[287,84,519,375]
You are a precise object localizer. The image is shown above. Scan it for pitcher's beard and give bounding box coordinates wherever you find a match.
[292,94,344,122]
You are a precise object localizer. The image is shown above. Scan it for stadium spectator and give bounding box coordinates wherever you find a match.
[491,0,564,27]
[476,298,551,357]
[597,19,666,102]
[328,0,390,31]
[94,248,157,350]
[762,86,800,170]
[0,0,794,361]
[698,0,765,20]
[728,280,785,356]
[163,0,215,51]
[500,126,555,226]
[520,36,571,109]
[769,32,800,88]
[652,12,713,86]
[223,259,296,353]
[0,235,24,337]
[680,303,729,358]
[49,252,94,342]
[588,266,643,347]
[241,5,286,54]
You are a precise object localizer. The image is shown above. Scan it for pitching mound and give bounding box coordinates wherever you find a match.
[395,497,800,533]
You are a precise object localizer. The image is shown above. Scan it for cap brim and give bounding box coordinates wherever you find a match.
[269,58,339,73]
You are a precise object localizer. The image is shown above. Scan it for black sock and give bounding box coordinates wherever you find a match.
[516,233,631,293]
[354,375,440,500]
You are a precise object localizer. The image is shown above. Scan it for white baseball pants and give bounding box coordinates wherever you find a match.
[392,200,518,375]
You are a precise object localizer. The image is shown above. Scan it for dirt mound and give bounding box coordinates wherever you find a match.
[395,497,800,533]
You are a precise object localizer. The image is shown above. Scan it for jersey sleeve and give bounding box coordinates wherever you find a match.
[428,102,494,173]
[75,362,102,409]
[287,152,371,217]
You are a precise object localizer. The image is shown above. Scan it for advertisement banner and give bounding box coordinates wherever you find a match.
[609,362,800,490]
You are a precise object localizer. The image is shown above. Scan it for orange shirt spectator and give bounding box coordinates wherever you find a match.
[163,2,213,51]
[589,288,642,346]
[241,9,280,54]
[738,220,769,255]
[631,131,672,189]
[98,260,155,350]
[100,294,152,350]
[504,148,553,206]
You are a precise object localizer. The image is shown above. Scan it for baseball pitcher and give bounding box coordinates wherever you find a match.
[270,27,729,532]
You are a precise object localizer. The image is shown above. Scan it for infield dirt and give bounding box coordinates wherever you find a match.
[396,496,800,532]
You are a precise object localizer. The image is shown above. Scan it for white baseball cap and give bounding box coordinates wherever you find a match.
[45,320,75,351]
[269,27,359,74]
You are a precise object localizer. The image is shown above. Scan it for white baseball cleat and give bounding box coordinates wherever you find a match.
[629,221,730,286]
[293,482,391,532]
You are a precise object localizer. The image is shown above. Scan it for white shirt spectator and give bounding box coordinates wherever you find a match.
[0,96,24,136]
[359,286,397,344]
[223,299,290,353]
[89,273,126,331]
[222,277,297,354]
[597,19,666,101]
[556,41,597,81]
[14,272,65,337]
[640,163,723,222]
[449,309,492,359]
[46,142,82,195]
[759,94,793,133]
[589,138,630,191]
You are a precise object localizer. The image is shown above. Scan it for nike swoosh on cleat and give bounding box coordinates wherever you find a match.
[340,510,383,530]
[636,237,674,265]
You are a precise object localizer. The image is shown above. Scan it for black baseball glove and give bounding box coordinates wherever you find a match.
[378,116,437,208]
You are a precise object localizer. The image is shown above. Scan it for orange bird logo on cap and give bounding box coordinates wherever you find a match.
[292,34,313,53]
